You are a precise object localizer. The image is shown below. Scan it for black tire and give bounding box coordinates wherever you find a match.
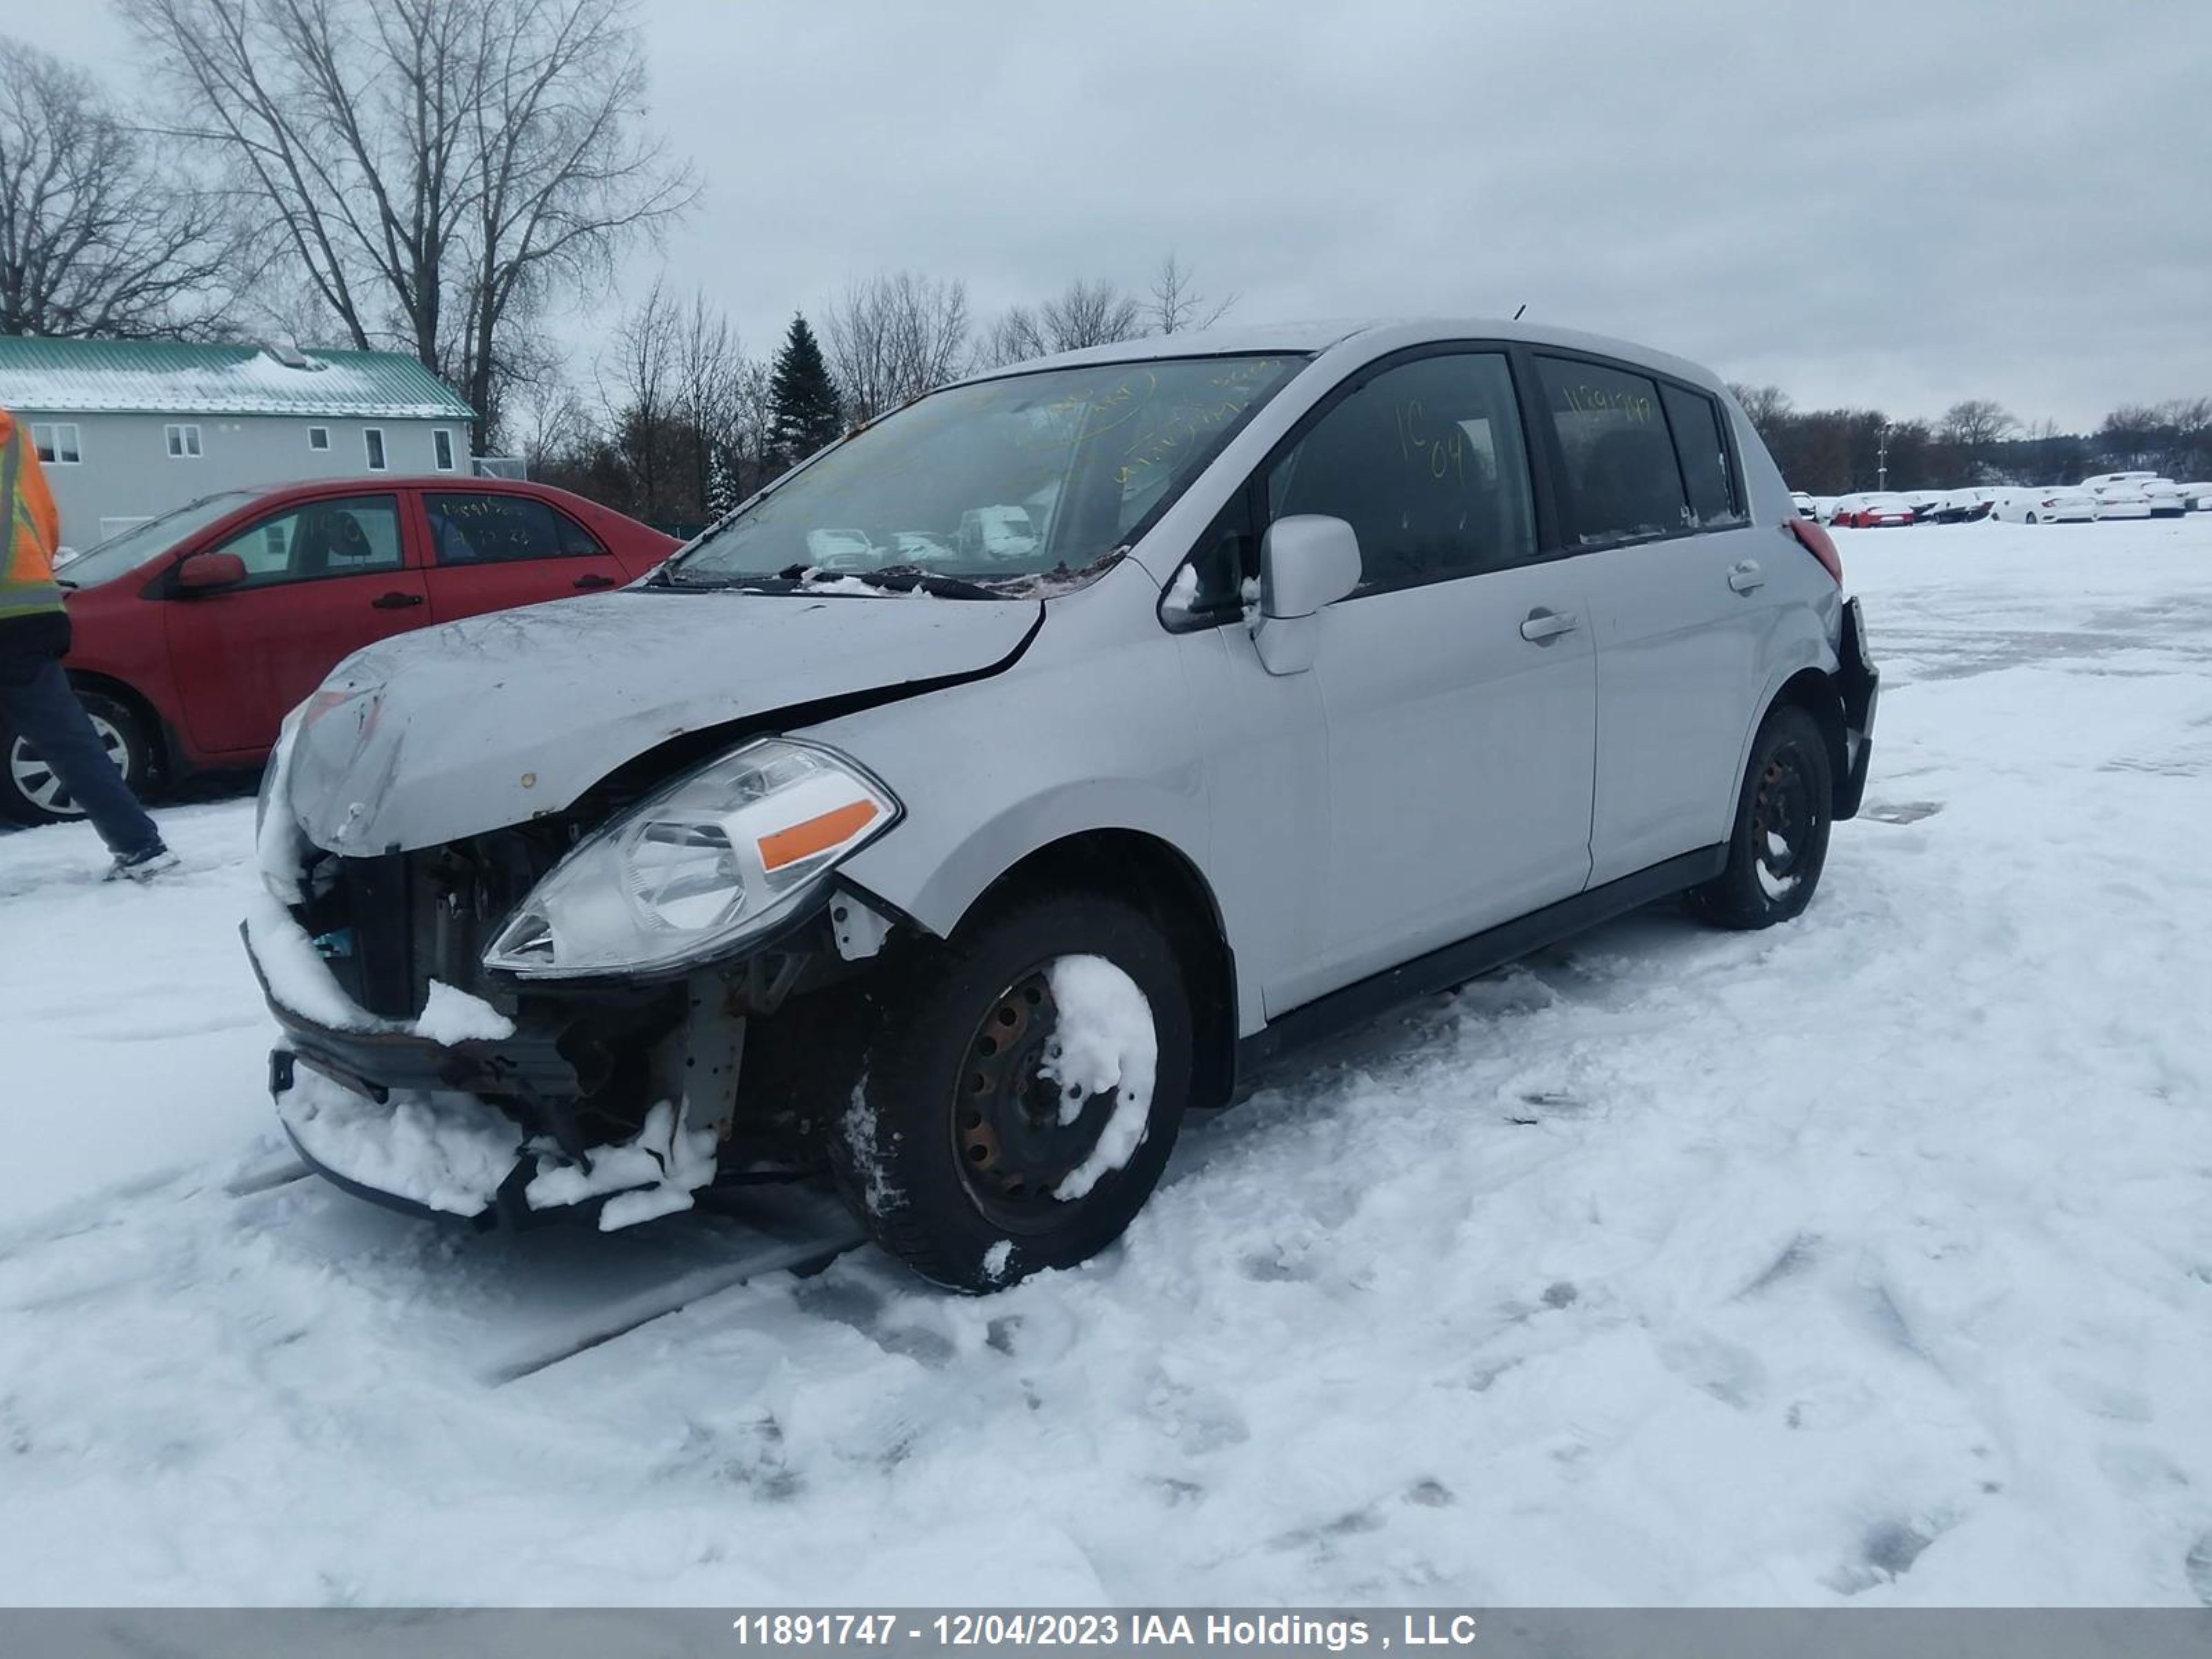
[1,692,151,828]
[826,891,1193,1293]
[1688,704,1833,931]
[2026,512,2039,524]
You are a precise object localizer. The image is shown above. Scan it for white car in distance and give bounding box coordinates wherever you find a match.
[1990,487,2097,524]
[2083,473,2188,517]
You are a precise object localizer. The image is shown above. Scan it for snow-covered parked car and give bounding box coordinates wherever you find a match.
[1790,490,1817,517]
[248,319,1880,1292]
[803,527,879,568]
[2180,482,2212,512]
[1831,493,1916,528]
[2083,472,2187,518]
[2088,482,2155,520]
[1990,486,2097,524]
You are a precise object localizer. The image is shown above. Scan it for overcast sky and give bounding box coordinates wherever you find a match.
[15,0,2209,429]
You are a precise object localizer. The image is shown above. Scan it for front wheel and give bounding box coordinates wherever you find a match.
[828,892,1193,1292]
[2,693,151,827]
[1688,704,1834,931]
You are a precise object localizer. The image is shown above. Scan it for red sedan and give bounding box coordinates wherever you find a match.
[6,478,679,825]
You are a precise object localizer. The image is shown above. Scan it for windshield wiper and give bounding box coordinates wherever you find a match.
[810,564,1000,600]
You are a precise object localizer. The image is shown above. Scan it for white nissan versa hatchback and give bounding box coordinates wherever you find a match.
[250,319,1878,1291]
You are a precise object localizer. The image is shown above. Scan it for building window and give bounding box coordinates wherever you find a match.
[165,424,204,459]
[308,427,330,451]
[364,428,387,471]
[31,422,83,465]
[433,429,456,471]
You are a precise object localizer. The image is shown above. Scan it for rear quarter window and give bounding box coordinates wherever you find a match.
[1660,383,1743,527]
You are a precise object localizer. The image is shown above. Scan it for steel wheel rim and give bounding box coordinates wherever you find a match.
[8,715,127,816]
[1753,742,1815,881]
[950,964,1125,1235]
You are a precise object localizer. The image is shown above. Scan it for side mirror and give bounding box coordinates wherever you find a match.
[1252,514,1360,675]
[176,550,248,592]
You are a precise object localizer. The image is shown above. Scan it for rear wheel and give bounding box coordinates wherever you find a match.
[1,693,151,827]
[1689,704,1833,931]
[827,892,1192,1292]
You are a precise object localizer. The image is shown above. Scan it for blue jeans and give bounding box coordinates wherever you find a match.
[0,652,163,858]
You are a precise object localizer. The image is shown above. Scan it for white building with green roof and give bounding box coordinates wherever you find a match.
[0,337,478,554]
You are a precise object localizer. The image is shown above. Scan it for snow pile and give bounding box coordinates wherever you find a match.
[414,981,517,1044]
[795,572,937,599]
[246,894,514,1046]
[524,1100,718,1231]
[243,892,375,1032]
[276,1068,521,1217]
[1042,954,1157,1201]
[840,1073,900,1219]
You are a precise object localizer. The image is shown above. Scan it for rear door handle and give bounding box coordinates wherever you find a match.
[1728,560,1765,594]
[371,591,424,610]
[1519,607,1579,643]
[572,574,617,591]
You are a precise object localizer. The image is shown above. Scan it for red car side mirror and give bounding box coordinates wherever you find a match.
[176,550,249,592]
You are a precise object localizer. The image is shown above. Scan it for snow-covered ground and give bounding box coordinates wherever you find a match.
[3,516,2211,1606]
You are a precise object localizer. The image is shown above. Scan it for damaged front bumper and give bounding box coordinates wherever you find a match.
[1835,595,1880,821]
[245,910,719,1232]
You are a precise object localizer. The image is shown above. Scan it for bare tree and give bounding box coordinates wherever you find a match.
[973,303,1047,371]
[672,286,740,513]
[122,0,697,449]
[974,276,1143,372]
[1940,398,2017,453]
[0,39,245,338]
[1040,276,1140,353]
[508,370,592,476]
[823,270,971,421]
[1147,253,1234,335]
[599,273,676,514]
[1726,383,1794,435]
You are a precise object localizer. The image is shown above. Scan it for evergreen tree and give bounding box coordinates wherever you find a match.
[768,313,843,463]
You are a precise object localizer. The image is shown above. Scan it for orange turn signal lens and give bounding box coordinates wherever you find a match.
[757,799,880,872]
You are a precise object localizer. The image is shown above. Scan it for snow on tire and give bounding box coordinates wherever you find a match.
[826,892,1192,1293]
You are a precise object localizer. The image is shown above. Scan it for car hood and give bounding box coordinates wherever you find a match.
[281,590,1042,854]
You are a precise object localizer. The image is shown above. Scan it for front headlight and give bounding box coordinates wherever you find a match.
[482,738,899,980]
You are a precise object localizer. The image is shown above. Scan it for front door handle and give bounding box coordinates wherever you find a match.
[1728,560,1765,594]
[1520,607,1579,643]
[371,590,424,610]
[572,573,617,591]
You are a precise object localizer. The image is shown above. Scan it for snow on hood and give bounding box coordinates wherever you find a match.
[282,590,1040,854]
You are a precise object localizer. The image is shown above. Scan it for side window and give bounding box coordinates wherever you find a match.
[433,429,456,471]
[1265,352,1536,593]
[1535,357,1689,546]
[1660,384,1741,527]
[364,428,387,471]
[425,493,584,565]
[308,427,330,452]
[205,496,404,588]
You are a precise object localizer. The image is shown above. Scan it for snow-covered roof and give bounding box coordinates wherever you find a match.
[0,337,476,421]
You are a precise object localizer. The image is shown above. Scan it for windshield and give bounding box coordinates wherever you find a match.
[55,491,259,589]
[666,354,1303,590]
